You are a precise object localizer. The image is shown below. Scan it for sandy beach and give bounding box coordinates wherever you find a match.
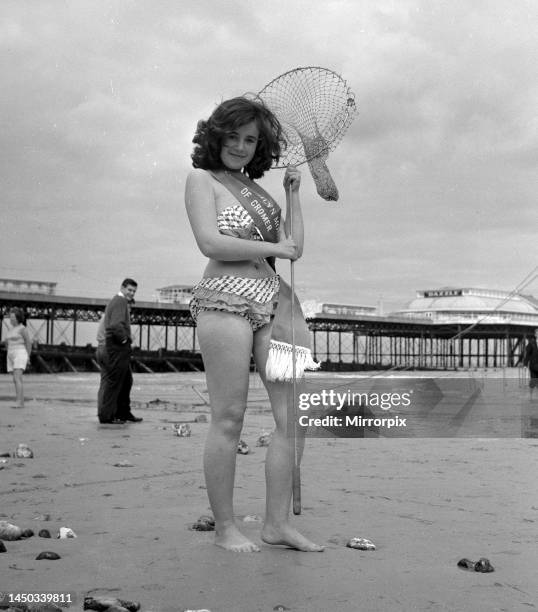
[1,371,537,612]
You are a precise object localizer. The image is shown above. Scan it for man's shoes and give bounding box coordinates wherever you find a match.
[99,418,126,425]
[124,414,143,423]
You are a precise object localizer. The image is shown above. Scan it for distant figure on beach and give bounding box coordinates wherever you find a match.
[523,333,538,397]
[185,96,323,552]
[97,278,143,424]
[1,307,32,408]
[95,313,107,418]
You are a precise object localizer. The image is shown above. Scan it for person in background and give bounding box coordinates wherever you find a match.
[523,332,538,398]
[98,278,143,424]
[95,313,107,419]
[2,307,32,408]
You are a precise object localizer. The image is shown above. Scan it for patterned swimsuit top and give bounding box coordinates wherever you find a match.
[216,205,262,241]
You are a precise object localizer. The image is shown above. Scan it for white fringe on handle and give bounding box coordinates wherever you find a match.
[265,339,321,382]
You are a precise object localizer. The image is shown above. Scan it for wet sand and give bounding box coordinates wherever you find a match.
[1,371,537,612]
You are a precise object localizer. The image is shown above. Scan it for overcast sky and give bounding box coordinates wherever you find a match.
[1,0,536,311]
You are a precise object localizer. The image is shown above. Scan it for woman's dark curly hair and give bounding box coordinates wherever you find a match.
[9,307,26,325]
[191,96,285,179]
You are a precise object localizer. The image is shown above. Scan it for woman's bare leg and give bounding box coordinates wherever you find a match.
[12,369,24,408]
[253,323,324,552]
[196,310,260,552]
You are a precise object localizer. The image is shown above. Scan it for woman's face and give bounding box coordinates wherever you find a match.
[220,121,259,171]
[9,313,18,326]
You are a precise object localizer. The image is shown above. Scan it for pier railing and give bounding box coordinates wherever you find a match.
[0,292,533,373]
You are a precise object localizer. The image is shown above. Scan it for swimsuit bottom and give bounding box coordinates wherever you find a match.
[190,275,280,332]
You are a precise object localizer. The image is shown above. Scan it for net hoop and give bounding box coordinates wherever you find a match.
[258,66,357,169]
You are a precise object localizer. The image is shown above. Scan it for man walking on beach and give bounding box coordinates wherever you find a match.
[97,278,143,424]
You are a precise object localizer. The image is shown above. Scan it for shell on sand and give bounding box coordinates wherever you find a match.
[57,526,77,539]
[173,423,191,437]
[14,443,34,458]
[474,557,494,573]
[0,520,23,541]
[243,514,263,523]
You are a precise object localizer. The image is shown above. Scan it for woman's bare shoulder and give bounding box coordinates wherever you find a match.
[186,167,215,185]
[185,168,218,212]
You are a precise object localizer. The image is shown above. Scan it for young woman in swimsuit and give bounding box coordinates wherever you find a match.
[185,96,323,553]
[2,307,32,408]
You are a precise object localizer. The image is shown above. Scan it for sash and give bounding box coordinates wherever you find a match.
[210,170,280,242]
[209,169,320,383]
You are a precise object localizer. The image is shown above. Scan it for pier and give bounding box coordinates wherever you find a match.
[0,291,534,373]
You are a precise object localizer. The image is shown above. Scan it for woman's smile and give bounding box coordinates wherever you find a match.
[220,121,259,170]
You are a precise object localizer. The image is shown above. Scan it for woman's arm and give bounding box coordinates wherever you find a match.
[282,166,304,258]
[185,169,297,261]
[21,327,32,355]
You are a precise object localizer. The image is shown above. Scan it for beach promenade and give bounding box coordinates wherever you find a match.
[1,371,537,612]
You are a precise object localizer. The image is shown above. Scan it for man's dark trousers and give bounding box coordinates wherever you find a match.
[99,346,132,422]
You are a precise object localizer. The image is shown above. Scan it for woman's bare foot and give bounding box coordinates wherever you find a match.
[261,523,324,552]
[215,524,260,552]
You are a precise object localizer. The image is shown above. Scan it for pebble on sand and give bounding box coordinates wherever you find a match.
[58,527,77,539]
[256,432,272,447]
[13,603,65,612]
[39,529,52,538]
[346,537,376,550]
[457,557,495,572]
[35,551,61,560]
[237,440,250,454]
[189,515,215,531]
[0,520,23,541]
[83,595,141,611]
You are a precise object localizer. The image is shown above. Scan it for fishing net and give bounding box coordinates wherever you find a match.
[258,66,357,201]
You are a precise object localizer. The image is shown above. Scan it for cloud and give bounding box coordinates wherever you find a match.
[1,0,536,306]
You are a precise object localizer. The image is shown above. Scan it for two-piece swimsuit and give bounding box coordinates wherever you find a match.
[5,324,29,372]
[189,177,280,332]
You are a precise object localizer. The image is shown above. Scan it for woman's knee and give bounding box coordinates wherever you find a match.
[210,404,246,438]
